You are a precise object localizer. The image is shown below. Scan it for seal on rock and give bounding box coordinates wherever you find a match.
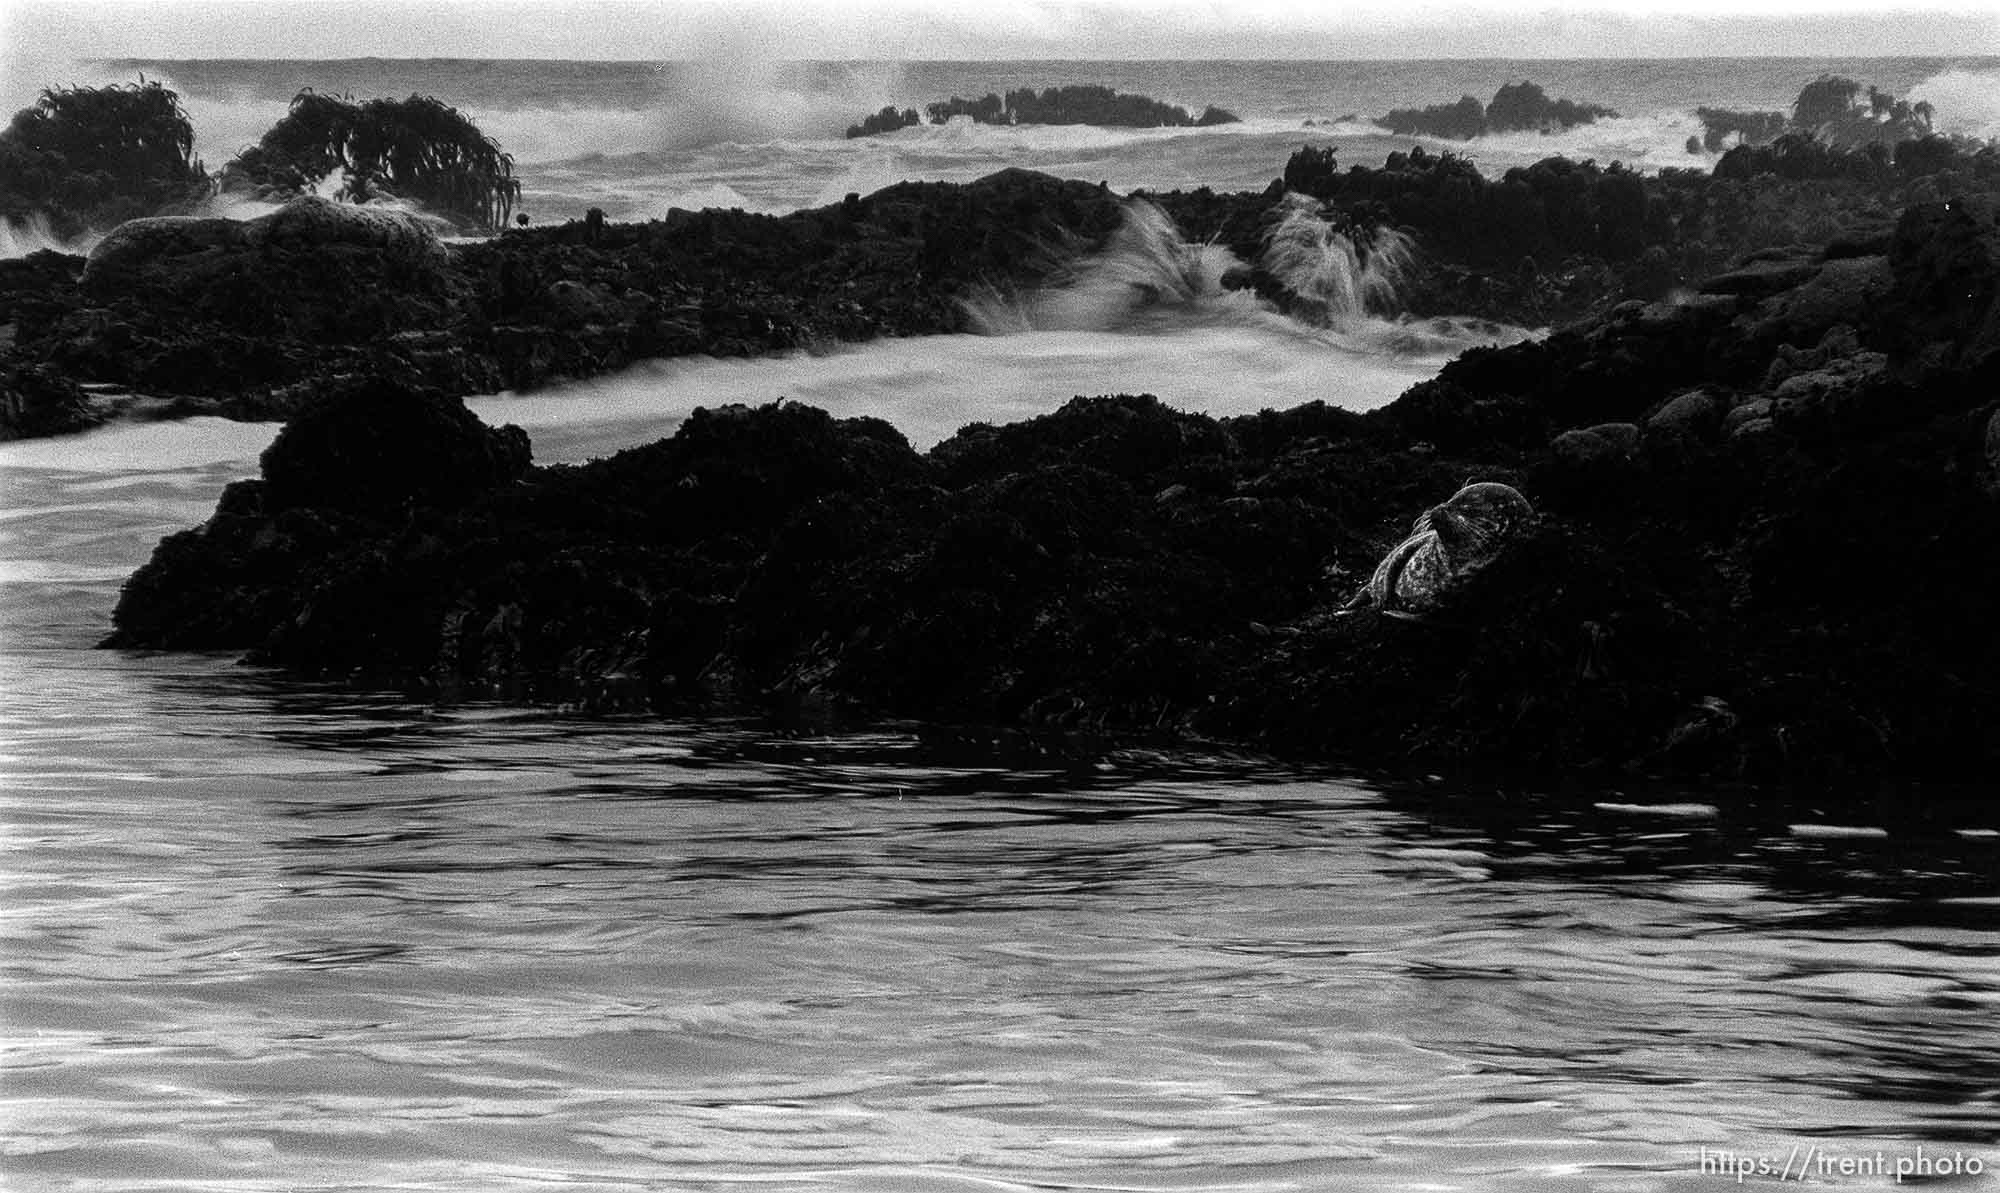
[1339,481,1535,618]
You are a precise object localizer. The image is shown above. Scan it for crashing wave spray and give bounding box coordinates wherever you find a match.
[0,212,100,258]
[1908,68,2000,140]
[962,198,1250,333]
[1260,192,1413,324]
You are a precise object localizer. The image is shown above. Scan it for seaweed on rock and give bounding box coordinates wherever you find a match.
[0,80,210,242]
[1788,76,1936,150]
[1695,107,1789,153]
[224,91,521,231]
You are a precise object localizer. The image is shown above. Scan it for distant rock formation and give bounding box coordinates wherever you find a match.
[1377,81,1616,140]
[1692,77,1941,157]
[1790,75,1936,150]
[846,84,1240,138]
[846,106,922,138]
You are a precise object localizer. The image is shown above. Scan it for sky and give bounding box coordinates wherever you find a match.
[1,0,1996,62]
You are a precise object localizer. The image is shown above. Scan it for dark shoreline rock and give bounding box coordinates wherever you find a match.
[102,195,2000,794]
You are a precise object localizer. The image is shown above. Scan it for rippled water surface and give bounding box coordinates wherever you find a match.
[4,436,2000,1192]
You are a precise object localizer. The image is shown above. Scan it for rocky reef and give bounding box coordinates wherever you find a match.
[1377,81,1616,140]
[5,128,1996,440]
[104,192,2000,792]
[846,85,1240,138]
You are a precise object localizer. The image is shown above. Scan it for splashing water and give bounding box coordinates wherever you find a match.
[0,211,98,258]
[1908,67,2000,140]
[962,198,1252,334]
[1260,192,1414,325]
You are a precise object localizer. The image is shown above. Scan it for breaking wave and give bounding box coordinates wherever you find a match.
[1908,68,2000,141]
[962,199,1251,335]
[0,212,99,258]
[1260,193,1413,323]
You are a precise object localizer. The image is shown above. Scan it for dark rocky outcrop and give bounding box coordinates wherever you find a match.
[1378,81,1616,140]
[104,195,2000,794]
[847,85,1240,137]
[847,106,922,139]
[1695,77,1946,161]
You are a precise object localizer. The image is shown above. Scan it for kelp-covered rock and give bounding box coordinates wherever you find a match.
[1791,75,1935,150]
[222,91,520,231]
[0,80,211,243]
[1695,107,1789,153]
[103,195,2000,791]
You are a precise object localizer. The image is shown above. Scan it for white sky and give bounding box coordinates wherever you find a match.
[1,0,1996,61]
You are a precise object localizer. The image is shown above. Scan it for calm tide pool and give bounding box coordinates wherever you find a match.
[3,426,1998,1192]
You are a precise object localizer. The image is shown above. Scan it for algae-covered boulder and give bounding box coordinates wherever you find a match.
[79,196,461,345]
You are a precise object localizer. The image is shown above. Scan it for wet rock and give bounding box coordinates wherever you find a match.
[1581,421,1641,454]
[1698,259,1820,298]
[1984,408,2000,497]
[1881,197,2000,370]
[0,356,100,439]
[1724,396,1776,436]
[1763,324,1862,388]
[542,279,616,327]
[1647,388,1724,440]
[1743,255,1892,352]
[258,377,530,515]
[1770,350,1888,415]
[1552,426,1633,469]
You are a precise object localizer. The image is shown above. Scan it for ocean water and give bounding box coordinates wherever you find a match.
[5,56,2000,235]
[4,424,1999,1190]
[3,56,2000,1191]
